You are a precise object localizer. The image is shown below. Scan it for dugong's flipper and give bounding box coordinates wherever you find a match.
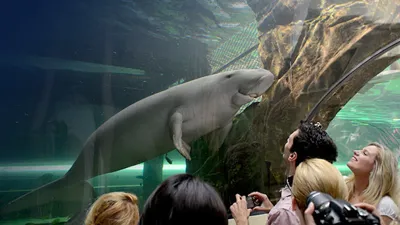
[170,112,192,160]
[207,121,233,152]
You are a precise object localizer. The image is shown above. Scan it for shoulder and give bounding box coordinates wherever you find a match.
[377,196,399,219]
[378,196,398,208]
[267,208,299,225]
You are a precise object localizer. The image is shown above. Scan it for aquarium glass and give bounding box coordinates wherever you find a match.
[0,0,399,224]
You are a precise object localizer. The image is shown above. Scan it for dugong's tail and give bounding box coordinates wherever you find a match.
[0,177,95,217]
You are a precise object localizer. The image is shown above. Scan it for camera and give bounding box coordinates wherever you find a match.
[306,191,381,225]
[246,196,261,209]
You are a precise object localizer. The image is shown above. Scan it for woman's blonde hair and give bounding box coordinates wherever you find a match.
[345,142,400,206]
[84,192,140,225]
[292,158,348,210]
[390,220,400,225]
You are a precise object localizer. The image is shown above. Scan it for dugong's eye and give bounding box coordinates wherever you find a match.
[226,74,233,79]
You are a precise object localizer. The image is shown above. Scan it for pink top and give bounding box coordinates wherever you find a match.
[267,186,300,225]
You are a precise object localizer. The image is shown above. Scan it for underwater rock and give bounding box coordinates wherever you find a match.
[223,142,265,207]
[252,0,400,172]
[187,101,283,204]
[188,0,400,206]
[246,0,349,33]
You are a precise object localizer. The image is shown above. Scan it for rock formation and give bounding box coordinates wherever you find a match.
[188,0,400,206]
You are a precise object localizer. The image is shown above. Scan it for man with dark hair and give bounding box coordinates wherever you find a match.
[230,120,338,225]
[290,121,337,166]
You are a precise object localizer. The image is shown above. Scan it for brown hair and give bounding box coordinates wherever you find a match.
[85,192,140,225]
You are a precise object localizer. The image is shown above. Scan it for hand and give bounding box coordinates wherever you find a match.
[230,194,251,225]
[304,202,317,225]
[353,203,387,225]
[353,203,381,217]
[248,191,273,212]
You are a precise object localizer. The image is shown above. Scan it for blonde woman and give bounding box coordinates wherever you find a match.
[84,192,140,225]
[346,142,400,225]
[291,158,348,225]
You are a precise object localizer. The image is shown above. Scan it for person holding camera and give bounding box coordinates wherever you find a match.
[291,158,348,225]
[291,158,385,225]
[232,158,388,225]
[305,201,400,225]
[345,142,400,225]
[230,121,338,225]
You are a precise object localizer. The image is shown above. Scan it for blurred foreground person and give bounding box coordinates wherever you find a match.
[85,192,140,225]
[140,173,228,225]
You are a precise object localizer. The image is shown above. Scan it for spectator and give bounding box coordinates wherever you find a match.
[346,142,400,225]
[230,120,338,225]
[84,191,140,225]
[140,173,228,225]
[231,158,346,225]
[291,158,347,225]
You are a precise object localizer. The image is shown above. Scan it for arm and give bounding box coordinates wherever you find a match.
[267,208,299,225]
[230,194,251,225]
[381,216,392,225]
[376,196,399,225]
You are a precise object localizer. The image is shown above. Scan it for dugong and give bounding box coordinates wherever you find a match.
[0,68,275,216]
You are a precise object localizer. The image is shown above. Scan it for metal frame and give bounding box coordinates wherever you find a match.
[305,37,400,121]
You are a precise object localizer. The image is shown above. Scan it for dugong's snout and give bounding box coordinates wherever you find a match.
[247,70,275,97]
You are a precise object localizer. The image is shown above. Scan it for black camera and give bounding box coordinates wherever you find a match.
[246,196,261,209]
[306,191,381,225]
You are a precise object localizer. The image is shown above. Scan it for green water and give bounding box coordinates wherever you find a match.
[333,73,400,125]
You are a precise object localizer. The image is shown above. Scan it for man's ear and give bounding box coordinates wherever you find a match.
[288,152,297,162]
[292,197,297,211]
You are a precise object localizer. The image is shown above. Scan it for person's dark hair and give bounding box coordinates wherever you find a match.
[290,120,338,166]
[140,173,228,225]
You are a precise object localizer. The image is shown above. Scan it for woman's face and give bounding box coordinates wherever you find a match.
[347,145,380,175]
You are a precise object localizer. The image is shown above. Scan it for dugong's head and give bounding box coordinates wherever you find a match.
[217,68,275,107]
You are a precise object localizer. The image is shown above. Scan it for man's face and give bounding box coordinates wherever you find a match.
[283,129,299,165]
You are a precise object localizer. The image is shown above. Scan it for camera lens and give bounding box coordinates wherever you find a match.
[306,191,333,209]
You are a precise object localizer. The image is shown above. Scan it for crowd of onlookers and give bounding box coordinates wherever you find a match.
[83,121,400,225]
